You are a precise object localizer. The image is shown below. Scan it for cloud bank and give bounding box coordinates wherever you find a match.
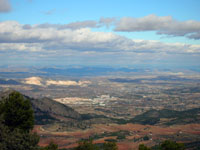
[0,20,200,55]
[114,14,200,39]
[8,14,200,40]
[0,17,200,68]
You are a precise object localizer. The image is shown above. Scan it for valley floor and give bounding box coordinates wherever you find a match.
[34,123,200,150]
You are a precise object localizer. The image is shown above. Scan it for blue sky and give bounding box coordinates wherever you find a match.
[0,0,200,69]
[3,0,200,23]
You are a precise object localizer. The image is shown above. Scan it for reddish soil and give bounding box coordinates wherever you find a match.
[34,123,200,150]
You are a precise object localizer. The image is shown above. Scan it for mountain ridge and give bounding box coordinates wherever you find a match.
[0,89,81,125]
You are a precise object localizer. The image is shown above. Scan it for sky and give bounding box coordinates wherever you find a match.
[0,0,200,69]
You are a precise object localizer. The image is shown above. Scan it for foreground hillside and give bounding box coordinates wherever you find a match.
[0,89,81,124]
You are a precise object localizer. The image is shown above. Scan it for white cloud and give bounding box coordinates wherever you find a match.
[0,43,43,51]
[0,21,133,51]
[0,21,200,55]
[131,40,200,54]
[0,0,11,12]
[115,14,200,39]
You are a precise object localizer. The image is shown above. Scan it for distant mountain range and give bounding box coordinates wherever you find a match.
[0,79,21,85]
[39,67,147,76]
[0,66,177,78]
[0,66,200,78]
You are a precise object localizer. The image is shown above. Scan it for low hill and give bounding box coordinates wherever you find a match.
[30,97,82,124]
[0,89,81,125]
[129,108,200,125]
